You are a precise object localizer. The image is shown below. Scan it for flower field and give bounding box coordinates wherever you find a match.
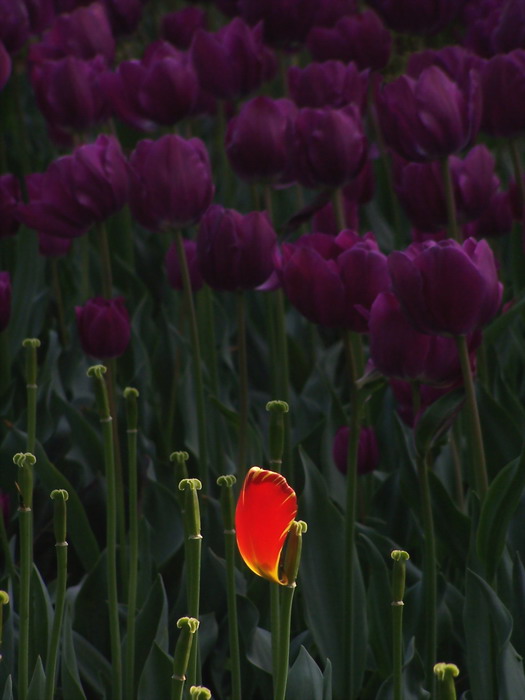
[0,1,525,699]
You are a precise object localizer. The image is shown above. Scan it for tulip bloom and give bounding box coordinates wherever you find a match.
[75,296,131,359]
[235,467,298,584]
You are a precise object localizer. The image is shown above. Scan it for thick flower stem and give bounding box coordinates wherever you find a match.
[97,223,113,299]
[0,329,9,398]
[391,550,410,700]
[174,229,209,491]
[434,663,459,700]
[455,335,488,499]
[416,450,437,692]
[45,490,69,700]
[88,365,122,700]
[171,617,199,700]
[441,156,460,242]
[51,259,69,347]
[273,584,295,700]
[217,476,242,700]
[236,291,249,473]
[14,452,35,700]
[343,331,364,700]
[124,388,139,700]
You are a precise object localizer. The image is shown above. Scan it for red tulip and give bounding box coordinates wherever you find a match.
[235,467,297,585]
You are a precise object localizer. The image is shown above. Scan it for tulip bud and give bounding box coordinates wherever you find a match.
[75,297,131,359]
[332,426,379,476]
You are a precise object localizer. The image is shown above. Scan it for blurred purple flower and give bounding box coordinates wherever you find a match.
[463,191,514,239]
[38,232,73,258]
[307,10,392,71]
[481,50,525,138]
[332,425,379,476]
[367,0,464,35]
[287,60,368,111]
[388,237,503,336]
[0,42,11,89]
[238,0,319,48]
[161,7,207,50]
[277,230,389,330]
[76,296,131,359]
[197,205,277,291]
[377,65,481,162]
[129,134,214,232]
[191,18,276,100]
[225,96,297,184]
[0,0,30,54]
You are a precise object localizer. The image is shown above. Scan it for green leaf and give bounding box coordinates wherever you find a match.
[132,574,169,688]
[27,657,46,700]
[414,388,465,456]
[298,448,368,698]
[142,479,184,567]
[322,658,332,700]
[428,471,470,566]
[464,569,525,699]
[137,642,173,700]
[73,631,112,698]
[61,606,87,700]
[286,646,324,700]
[1,677,13,700]
[246,626,272,675]
[477,449,525,582]
[29,565,53,668]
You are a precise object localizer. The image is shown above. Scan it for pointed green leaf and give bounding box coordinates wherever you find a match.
[133,575,169,688]
[27,657,46,700]
[286,646,324,700]
[137,642,173,700]
[1,677,13,700]
[415,388,465,456]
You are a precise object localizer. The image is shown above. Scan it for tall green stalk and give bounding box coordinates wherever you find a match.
[0,590,9,653]
[179,479,203,689]
[97,223,113,299]
[14,452,36,700]
[0,329,10,397]
[88,365,122,700]
[217,475,242,700]
[455,335,488,499]
[236,291,249,473]
[391,550,410,700]
[434,663,460,700]
[23,338,40,454]
[173,229,209,490]
[124,387,139,700]
[342,331,364,699]
[171,617,200,700]
[45,490,69,700]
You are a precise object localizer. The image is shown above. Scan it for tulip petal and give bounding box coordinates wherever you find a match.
[235,467,297,584]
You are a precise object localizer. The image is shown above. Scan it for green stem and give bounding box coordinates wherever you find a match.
[45,491,69,700]
[173,230,209,490]
[271,583,281,686]
[106,358,127,586]
[449,425,465,512]
[14,452,35,700]
[0,329,10,398]
[391,550,409,700]
[416,450,437,691]
[455,335,488,499]
[236,291,249,473]
[171,617,199,700]
[124,388,139,700]
[79,235,91,301]
[217,475,241,700]
[274,290,293,480]
[97,223,113,299]
[273,584,295,700]
[23,339,40,454]
[88,365,122,700]
[51,259,69,347]
[343,331,364,700]
[441,156,460,242]
[0,500,15,579]
[434,663,459,700]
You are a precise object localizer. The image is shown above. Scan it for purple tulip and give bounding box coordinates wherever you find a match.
[0,272,11,332]
[19,134,130,238]
[30,54,110,132]
[462,0,503,57]
[129,134,214,232]
[492,0,525,53]
[388,238,503,336]
[238,0,319,49]
[165,239,203,292]
[161,7,207,50]
[290,106,368,189]
[312,0,358,28]
[332,426,379,476]
[104,41,199,129]
[38,232,73,258]
[23,0,56,34]
[287,60,368,111]
[197,205,277,291]
[390,378,460,428]
[28,3,115,64]
[406,46,484,86]
[0,0,30,54]
[225,96,298,184]
[76,297,131,359]
[369,291,481,384]
[191,18,276,101]
[307,10,392,71]
[102,0,143,35]
[367,0,464,35]
[0,174,21,238]
[481,50,525,138]
[277,230,389,330]
[377,65,481,162]
[394,145,499,231]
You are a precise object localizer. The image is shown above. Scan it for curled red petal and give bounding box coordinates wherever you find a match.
[235,466,298,584]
